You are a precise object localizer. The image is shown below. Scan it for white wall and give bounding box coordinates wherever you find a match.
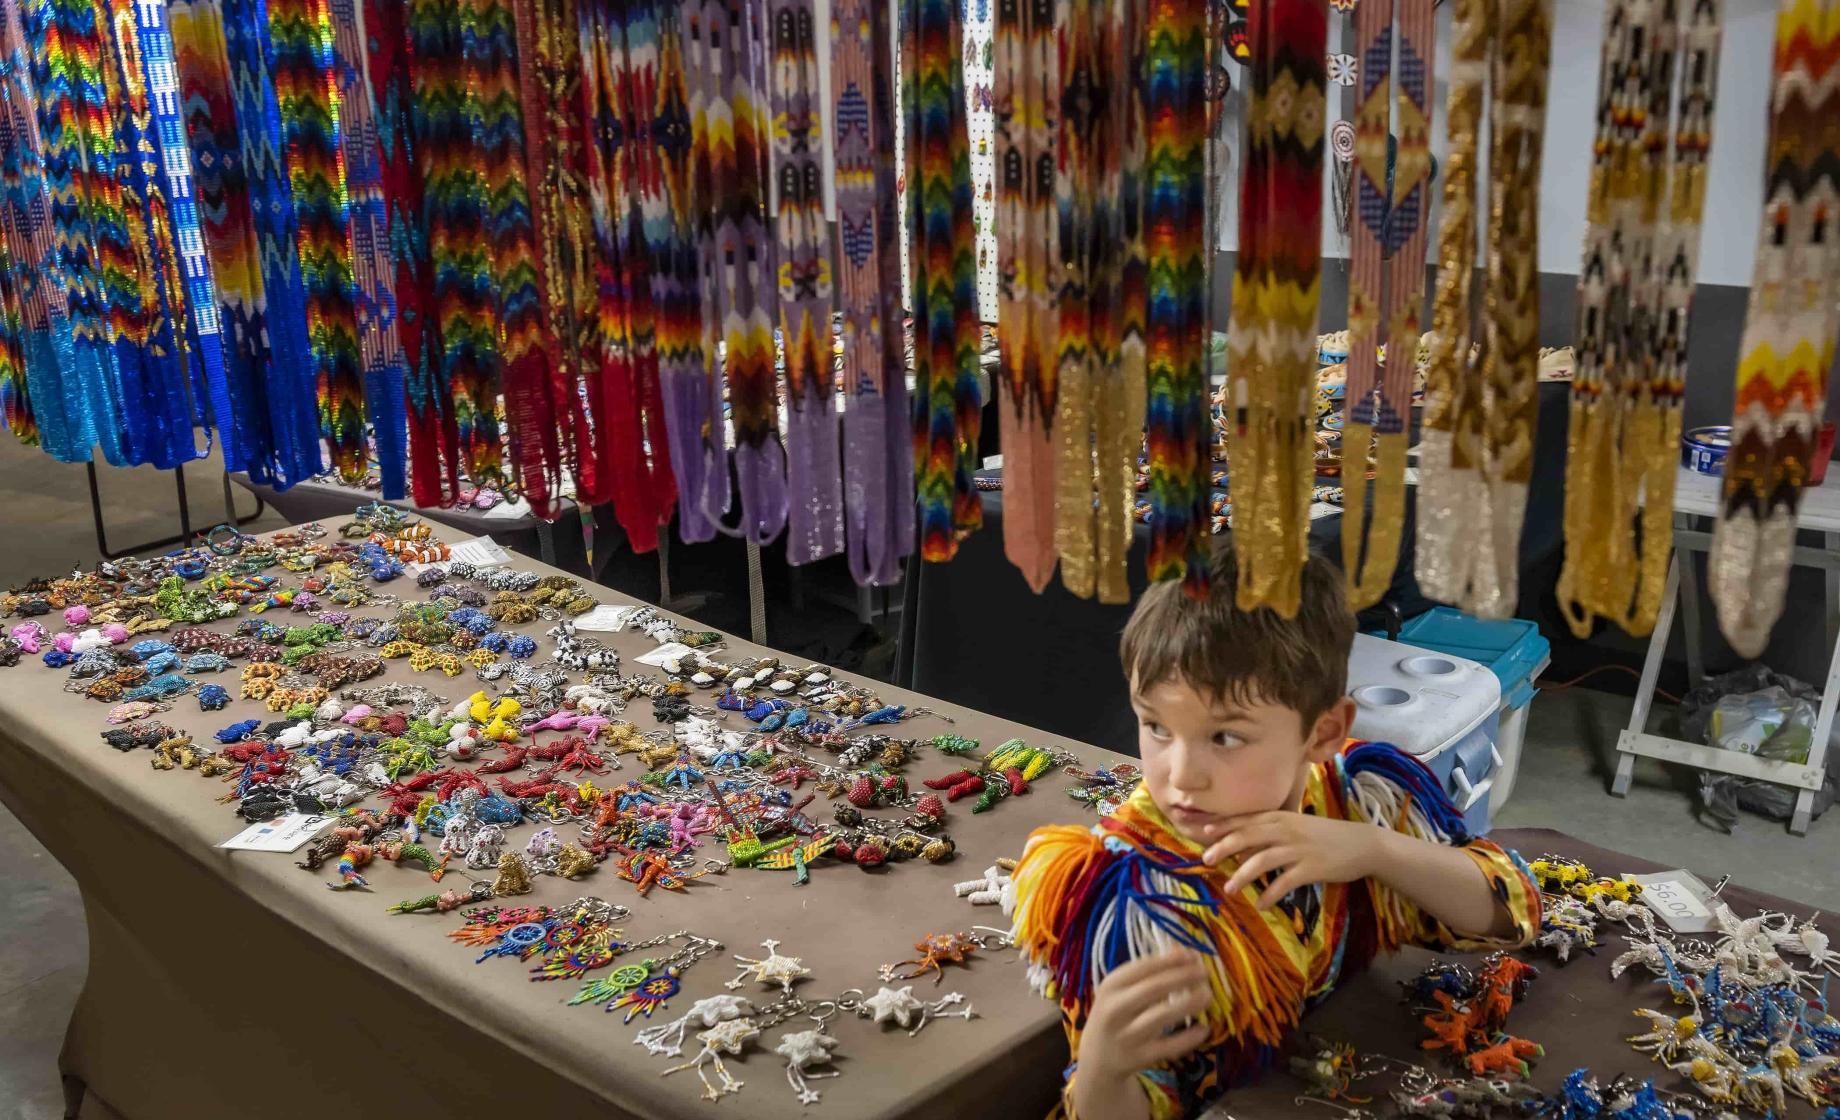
[1215,0,1774,287]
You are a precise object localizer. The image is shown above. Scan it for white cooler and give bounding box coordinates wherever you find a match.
[1346,633,1503,834]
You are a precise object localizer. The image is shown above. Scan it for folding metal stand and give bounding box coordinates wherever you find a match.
[86,461,267,560]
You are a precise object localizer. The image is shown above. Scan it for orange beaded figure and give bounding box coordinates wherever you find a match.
[1465,1035,1543,1078]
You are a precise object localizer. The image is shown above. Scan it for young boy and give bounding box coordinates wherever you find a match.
[1008,551,1541,1120]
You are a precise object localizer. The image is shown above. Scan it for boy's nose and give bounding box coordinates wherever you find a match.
[1167,742,1209,789]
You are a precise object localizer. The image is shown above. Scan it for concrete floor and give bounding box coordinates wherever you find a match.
[2,434,1838,1116]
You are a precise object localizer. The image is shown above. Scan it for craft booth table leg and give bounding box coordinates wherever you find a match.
[1676,512,1706,686]
[1791,611,1840,834]
[1612,553,1682,798]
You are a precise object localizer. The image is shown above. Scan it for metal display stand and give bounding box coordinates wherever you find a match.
[86,462,267,560]
[1611,465,1840,834]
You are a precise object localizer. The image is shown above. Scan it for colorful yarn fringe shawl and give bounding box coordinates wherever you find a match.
[1009,745,1499,1104]
[1416,0,1550,619]
[1710,0,1840,657]
[1143,0,1211,598]
[994,0,1058,592]
[329,0,407,498]
[269,0,366,480]
[831,0,913,585]
[769,0,843,565]
[1226,0,1326,616]
[1558,0,1719,639]
[1054,0,1146,604]
[905,0,981,561]
[1339,0,1434,611]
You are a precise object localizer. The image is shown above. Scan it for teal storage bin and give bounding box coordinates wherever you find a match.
[1383,608,1552,811]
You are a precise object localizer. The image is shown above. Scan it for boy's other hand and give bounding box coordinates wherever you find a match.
[1201,811,1383,908]
[1078,951,1212,1085]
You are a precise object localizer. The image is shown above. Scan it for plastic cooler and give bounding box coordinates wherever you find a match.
[1389,608,1552,814]
[1347,633,1502,834]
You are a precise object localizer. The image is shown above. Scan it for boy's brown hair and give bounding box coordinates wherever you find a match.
[1120,549,1355,728]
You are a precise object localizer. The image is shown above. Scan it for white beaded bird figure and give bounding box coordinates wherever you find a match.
[775,1028,840,1104]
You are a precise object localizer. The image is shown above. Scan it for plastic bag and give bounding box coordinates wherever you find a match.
[1707,686,1815,762]
[1682,666,1837,831]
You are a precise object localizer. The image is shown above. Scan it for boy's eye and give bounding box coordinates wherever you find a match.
[1142,721,1169,739]
[1212,731,1243,748]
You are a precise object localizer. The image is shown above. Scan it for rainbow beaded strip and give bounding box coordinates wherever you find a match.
[1144,0,1212,597]
[905,0,982,561]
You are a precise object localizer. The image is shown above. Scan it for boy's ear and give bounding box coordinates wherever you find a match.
[1304,697,1355,764]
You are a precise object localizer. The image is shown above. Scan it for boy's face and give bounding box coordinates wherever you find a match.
[1130,674,1354,845]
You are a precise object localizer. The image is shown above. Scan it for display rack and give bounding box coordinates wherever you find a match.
[1611,465,1840,834]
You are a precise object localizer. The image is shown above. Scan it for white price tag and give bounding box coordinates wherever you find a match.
[1625,870,1719,933]
[571,605,631,632]
[220,812,334,853]
[448,535,513,569]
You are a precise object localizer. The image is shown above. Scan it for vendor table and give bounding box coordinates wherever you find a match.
[0,519,1827,1119]
[231,472,574,569]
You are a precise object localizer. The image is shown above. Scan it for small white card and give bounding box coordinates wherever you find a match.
[220,812,334,853]
[1626,870,1721,933]
[571,604,632,632]
[448,535,513,569]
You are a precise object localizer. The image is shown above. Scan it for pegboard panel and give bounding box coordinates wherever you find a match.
[963,0,997,322]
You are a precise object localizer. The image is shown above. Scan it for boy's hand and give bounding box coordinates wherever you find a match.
[1077,951,1213,1087]
[1201,812,1389,908]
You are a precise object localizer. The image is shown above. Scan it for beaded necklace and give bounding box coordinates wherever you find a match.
[1710,0,1840,657]
[1339,0,1434,611]
[831,0,913,585]
[94,0,185,469]
[473,0,564,515]
[269,0,366,481]
[1557,0,1719,639]
[366,0,457,505]
[134,0,230,472]
[1053,0,1145,605]
[582,0,677,547]
[905,0,982,561]
[688,0,785,545]
[411,0,505,489]
[169,0,274,480]
[1415,0,1550,619]
[224,0,325,485]
[769,0,843,565]
[328,0,408,500]
[1226,0,1326,614]
[25,0,127,465]
[516,0,595,518]
[0,0,63,454]
[993,0,1058,592]
[648,0,709,545]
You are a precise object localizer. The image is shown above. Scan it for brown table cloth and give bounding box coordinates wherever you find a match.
[0,520,1826,1119]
